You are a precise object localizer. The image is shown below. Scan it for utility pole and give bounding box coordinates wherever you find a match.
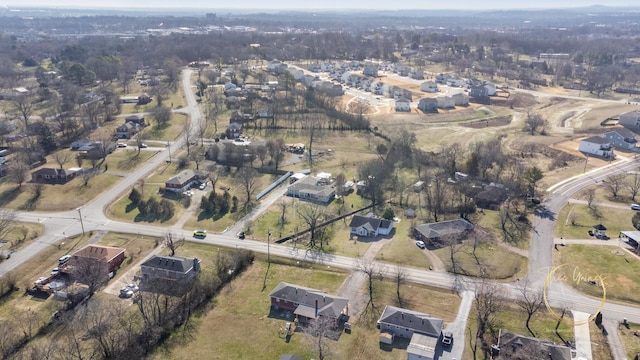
[167,141,172,163]
[267,229,271,265]
[77,207,85,236]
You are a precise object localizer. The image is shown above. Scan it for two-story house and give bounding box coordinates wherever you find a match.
[269,282,349,326]
[140,255,201,289]
[578,136,615,158]
[603,128,639,151]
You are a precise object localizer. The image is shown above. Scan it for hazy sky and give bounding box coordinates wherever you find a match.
[1,0,639,10]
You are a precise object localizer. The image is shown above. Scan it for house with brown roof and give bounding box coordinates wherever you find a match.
[31,167,79,184]
[269,282,349,326]
[349,213,394,237]
[165,169,208,193]
[63,244,126,279]
[413,218,474,246]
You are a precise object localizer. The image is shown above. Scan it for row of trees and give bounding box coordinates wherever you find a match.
[199,189,238,220]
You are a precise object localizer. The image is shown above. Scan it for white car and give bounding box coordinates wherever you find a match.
[199,182,207,190]
[632,204,640,211]
[416,240,426,249]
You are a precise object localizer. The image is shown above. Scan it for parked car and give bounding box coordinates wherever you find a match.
[193,229,207,238]
[199,182,207,190]
[119,287,134,298]
[50,268,59,276]
[117,143,127,148]
[631,204,640,211]
[416,240,426,249]
[442,331,453,346]
[58,255,71,265]
[237,231,245,239]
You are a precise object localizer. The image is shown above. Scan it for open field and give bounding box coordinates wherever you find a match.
[555,244,640,304]
[433,240,527,280]
[0,173,120,212]
[555,204,632,240]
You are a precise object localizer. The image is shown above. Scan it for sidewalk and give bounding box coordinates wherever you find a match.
[573,311,593,360]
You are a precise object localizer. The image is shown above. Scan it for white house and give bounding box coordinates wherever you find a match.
[395,97,411,112]
[349,214,394,237]
[578,136,614,158]
[446,77,465,87]
[420,81,438,93]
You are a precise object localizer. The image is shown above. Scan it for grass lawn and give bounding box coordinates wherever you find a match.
[153,257,347,360]
[556,244,640,304]
[2,222,44,250]
[101,148,157,172]
[433,241,527,280]
[374,217,432,270]
[0,174,120,212]
[555,203,632,239]
[619,322,640,359]
[145,112,189,142]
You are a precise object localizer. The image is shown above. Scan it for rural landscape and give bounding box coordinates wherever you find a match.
[1,4,640,360]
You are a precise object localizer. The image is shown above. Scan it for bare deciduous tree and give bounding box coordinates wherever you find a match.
[474,280,504,359]
[518,279,545,337]
[358,258,385,311]
[604,173,626,199]
[237,167,259,210]
[278,199,288,227]
[584,188,596,209]
[0,209,16,242]
[629,172,640,201]
[7,160,28,188]
[52,151,72,170]
[164,232,184,256]
[395,264,406,307]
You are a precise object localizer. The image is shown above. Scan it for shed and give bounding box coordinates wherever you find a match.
[379,332,394,345]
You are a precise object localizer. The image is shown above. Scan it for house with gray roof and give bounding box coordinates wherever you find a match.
[578,135,614,158]
[140,255,201,285]
[492,331,572,360]
[619,110,640,129]
[414,218,474,245]
[377,305,443,340]
[604,128,639,151]
[349,213,394,237]
[269,282,349,326]
[286,175,335,203]
[418,98,438,112]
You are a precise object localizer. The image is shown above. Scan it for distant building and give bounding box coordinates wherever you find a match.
[286,176,335,203]
[578,136,614,158]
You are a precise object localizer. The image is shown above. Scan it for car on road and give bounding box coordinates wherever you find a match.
[58,255,71,265]
[442,331,453,346]
[632,204,640,211]
[237,231,245,239]
[416,240,426,249]
[193,229,207,238]
[139,143,148,148]
[117,143,127,148]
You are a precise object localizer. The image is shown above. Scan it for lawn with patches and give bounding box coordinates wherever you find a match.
[433,241,527,280]
[102,148,157,172]
[556,244,640,303]
[145,112,189,142]
[555,203,632,239]
[153,259,347,360]
[2,222,44,250]
[0,174,120,212]
[374,218,432,270]
[619,322,640,359]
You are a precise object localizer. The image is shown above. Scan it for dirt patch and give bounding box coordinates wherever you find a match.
[461,115,512,128]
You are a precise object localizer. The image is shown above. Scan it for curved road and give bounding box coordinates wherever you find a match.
[1,69,640,335]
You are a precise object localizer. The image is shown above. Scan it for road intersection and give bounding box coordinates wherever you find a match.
[1,68,640,359]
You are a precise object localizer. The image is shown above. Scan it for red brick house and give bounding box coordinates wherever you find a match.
[31,168,79,184]
[63,245,126,280]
